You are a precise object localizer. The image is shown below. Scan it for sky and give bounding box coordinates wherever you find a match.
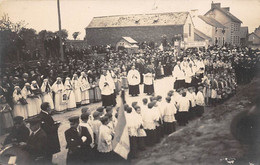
[0,0,260,40]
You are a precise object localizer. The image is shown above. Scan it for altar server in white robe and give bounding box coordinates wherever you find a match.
[51,77,66,112]
[40,79,54,110]
[13,86,28,119]
[22,83,38,117]
[99,68,116,107]
[163,96,177,134]
[71,74,82,107]
[172,61,185,90]
[127,65,141,96]
[79,72,90,105]
[64,77,76,110]
[143,69,155,95]
[195,86,205,117]
[185,63,195,88]
[31,81,42,114]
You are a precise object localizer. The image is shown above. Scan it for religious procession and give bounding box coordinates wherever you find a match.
[1,1,260,165]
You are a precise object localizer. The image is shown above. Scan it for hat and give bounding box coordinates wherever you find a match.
[28,117,41,125]
[81,107,89,114]
[93,111,100,119]
[96,107,104,113]
[68,116,79,123]
[13,116,24,123]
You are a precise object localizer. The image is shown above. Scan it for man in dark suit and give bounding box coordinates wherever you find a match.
[39,102,61,163]
[65,116,92,165]
[4,116,30,145]
[22,117,48,164]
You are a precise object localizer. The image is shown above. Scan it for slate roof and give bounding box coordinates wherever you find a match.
[87,12,190,28]
[198,15,226,28]
[205,5,242,23]
[194,28,212,40]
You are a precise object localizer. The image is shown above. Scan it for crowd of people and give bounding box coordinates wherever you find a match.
[0,44,259,164]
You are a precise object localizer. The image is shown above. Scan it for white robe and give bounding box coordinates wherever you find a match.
[97,125,113,153]
[21,88,38,117]
[41,82,54,109]
[127,69,140,86]
[13,91,28,119]
[177,96,190,112]
[163,102,177,122]
[79,76,90,104]
[172,65,185,80]
[143,73,154,85]
[71,78,82,103]
[64,81,76,109]
[51,83,66,112]
[99,75,114,96]
[196,91,205,106]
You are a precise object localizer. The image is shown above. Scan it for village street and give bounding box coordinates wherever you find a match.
[50,76,174,165]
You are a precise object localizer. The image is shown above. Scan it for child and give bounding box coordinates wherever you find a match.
[176,90,190,126]
[196,86,205,117]
[163,96,177,134]
[142,102,158,146]
[134,106,146,151]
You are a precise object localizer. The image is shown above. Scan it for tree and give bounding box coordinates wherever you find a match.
[0,13,28,63]
[72,32,80,40]
[0,13,27,33]
[55,29,68,39]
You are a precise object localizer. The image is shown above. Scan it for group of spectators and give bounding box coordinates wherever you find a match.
[0,44,259,164]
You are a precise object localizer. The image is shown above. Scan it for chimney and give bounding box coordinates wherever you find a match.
[222,7,230,12]
[211,2,221,9]
[190,9,198,18]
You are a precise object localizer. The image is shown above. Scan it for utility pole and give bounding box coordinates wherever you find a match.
[57,0,64,61]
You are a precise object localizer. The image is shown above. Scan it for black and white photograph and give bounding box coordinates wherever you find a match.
[0,0,260,164]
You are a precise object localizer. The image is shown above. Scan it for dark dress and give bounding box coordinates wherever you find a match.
[39,111,61,156]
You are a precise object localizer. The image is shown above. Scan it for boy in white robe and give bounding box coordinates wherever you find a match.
[134,106,146,151]
[97,116,114,163]
[186,87,196,120]
[176,90,190,126]
[196,86,205,117]
[163,96,177,134]
[142,102,158,146]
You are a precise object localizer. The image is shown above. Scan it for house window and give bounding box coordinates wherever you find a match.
[223,37,225,45]
[189,24,191,37]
